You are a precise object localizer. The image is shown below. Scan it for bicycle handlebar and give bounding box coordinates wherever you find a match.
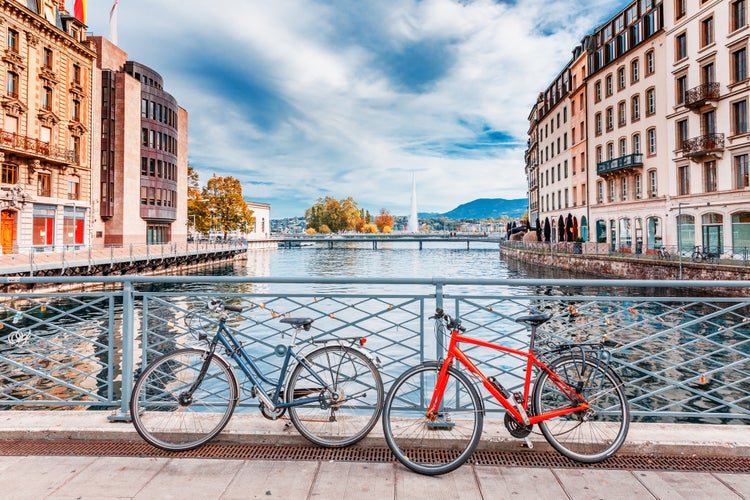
[431,308,466,332]
[208,299,244,314]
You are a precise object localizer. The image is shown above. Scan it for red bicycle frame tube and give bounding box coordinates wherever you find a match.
[428,328,589,425]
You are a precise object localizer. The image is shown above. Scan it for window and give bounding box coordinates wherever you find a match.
[7,29,18,53]
[732,0,747,32]
[647,128,657,154]
[1,163,17,184]
[701,17,714,47]
[33,204,55,247]
[606,74,613,96]
[679,165,690,195]
[676,75,687,105]
[141,99,148,118]
[619,138,627,156]
[635,174,642,198]
[677,119,689,150]
[595,112,602,135]
[633,133,642,154]
[607,142,614,160]
[646,51,655,75]
[37,172,51,197]
[733,47,747,83]
[733,99,748,135]
[736,154,749,187]
[704,161,717,192]
[43,47,53,69]
[618,101,626,126]
[596,145,603,162]
[703,109,716,135]
[597,181,604,203]
[606,107,614,131]
[702,62,715,84]
[595,81,602,102]
[631,95,640,120]
[71,136,80,162]
[67,176,80,200]
[609,180,615,201]
[676,33,687,61]
[72,99,80,121]
[631,59,640,83]
[6,71,18,98]
[618,67,626,89]
[649,169,658,196]
[621,177,628,200]
[676,0,686,19]
[73,64,81,85]
[646,88,656,115]
[42,86,52,110]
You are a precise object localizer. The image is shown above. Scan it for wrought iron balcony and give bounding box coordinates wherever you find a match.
[0,130,76,164]
[596,153,643,176]
[684,82,721,109]
[682,133,725,159]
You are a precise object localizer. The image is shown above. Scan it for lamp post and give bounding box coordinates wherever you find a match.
[677,202,686,280]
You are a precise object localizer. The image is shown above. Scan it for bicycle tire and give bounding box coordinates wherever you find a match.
[532,354,629,463]
[382,362,483,476]
[130,348,238,451]
[287,345,383,447]
[691,251,701,262]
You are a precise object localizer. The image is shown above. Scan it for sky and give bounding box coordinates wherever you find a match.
[83,0,628,218]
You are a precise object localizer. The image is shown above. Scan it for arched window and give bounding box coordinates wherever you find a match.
[732,212,750,255]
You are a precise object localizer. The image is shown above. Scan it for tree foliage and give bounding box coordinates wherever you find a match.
[187,165,210,233]
[201,175,255,237]
[374,208,395,232]
[305,196,361,233]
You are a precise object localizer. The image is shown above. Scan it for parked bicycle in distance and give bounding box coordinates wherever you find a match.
[382,308,630,475]
[130,299,384,451]
[656,245,671,260]
[691,245,718,263]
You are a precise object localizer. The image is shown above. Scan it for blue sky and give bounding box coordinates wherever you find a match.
[84,0,627,218]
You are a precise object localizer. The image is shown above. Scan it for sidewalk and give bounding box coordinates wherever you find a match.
[0,412,748,499]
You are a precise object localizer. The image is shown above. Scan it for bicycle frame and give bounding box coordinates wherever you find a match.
[204,320,338,412]
[429,327,589,425]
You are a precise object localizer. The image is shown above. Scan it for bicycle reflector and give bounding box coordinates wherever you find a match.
[360,338,367,346]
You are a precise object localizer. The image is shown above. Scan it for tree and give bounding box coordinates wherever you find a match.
[187,166,210,234]
[374,209,395,232]
[306,196,362,233]
[202,175,255,238]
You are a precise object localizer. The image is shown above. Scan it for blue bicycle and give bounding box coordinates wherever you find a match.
[130,300,383,450]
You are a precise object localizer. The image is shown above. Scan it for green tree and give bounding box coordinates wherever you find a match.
[306,196,362,233]
[202,175,255,238]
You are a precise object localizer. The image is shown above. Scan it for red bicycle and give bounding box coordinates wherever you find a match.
[382,308,630,475]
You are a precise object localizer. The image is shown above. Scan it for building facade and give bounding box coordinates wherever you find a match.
[527,0,750,256]
[0,0,95,254]
[90,36,187,247]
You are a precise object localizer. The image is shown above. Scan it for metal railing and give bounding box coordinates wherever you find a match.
[502,240,750,266]
[0,130,77,164]
[683,133,725,158]
[596,153,643,176]
[684,82,721,109]
[0,276,748,423]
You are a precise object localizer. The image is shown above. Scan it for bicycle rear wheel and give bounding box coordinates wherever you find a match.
[382,362,483,476]
[287,345,383,447]
[533,354,629,463]
[130,348,238,451]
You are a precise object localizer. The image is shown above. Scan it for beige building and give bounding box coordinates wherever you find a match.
[0,0,95,254]
[90,36,188,247]
[664,0,750,257]
[246,201,270,239]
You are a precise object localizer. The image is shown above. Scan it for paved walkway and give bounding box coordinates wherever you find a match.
[1,454,749,499]
[0,412,748,499]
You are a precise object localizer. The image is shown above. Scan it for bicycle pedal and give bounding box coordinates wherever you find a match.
[523,437,534,449]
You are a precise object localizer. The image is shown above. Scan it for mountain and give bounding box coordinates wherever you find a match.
[419,198,528,220]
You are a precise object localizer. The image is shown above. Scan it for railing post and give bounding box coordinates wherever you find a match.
[435,281,444,358]
[110,280,135,421]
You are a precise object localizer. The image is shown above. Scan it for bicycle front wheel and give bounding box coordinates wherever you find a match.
[130,348,238,451]
[287,345,383,447]
[533,354,629,463]
[382,362,483,476]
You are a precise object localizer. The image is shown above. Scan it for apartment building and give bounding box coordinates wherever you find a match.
[587,0,667,254]
[90,36,188,246]
[665,0,750,256]
[525,102,540,226]
[0,0,95,254]
[568,48,590,241]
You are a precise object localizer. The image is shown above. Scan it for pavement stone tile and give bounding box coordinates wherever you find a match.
[475,465,568,499]
[132,458,244,500]
[310,462,394,500]
[395,464,482,500]
[553,468,654,500]
[51,456,169,499]
[1,456,96,500]
[220,459,318,500]
[633,470,743,500]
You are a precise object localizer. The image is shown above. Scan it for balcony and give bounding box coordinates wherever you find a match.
[684,82,721,110]
[0,130,76,165]
[596,153,643,177]
[682,133,725,159]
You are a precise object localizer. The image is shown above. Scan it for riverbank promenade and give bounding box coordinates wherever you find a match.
[0,412,748,499]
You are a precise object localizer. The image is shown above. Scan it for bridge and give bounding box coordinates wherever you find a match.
[275,233,503,249]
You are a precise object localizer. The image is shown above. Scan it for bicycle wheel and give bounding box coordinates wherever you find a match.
[382,362,483,476]
[130,348,238,451]
[532,354,629,463]
[691,250,701,262]
[287,345,383,447]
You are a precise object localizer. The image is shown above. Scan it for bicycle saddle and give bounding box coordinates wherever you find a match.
[280,317,314,331]
[515,313,552,327]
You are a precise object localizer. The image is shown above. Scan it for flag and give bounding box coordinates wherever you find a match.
[74,0,86,24]
[110,0,119,46]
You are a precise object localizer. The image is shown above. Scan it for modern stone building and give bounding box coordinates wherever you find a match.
[526,0,750,257]
[89,36,187,247]
[0,0,95,254]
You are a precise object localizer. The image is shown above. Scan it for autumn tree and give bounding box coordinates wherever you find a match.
[186,165,210,234]
[202,175,255,238]
[374,209,395,232]
[306,196,361,233]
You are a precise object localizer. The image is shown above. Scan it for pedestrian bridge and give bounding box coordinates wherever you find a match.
[275,233,502,249]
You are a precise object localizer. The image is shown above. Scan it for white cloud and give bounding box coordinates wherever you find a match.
[85,0,625,217]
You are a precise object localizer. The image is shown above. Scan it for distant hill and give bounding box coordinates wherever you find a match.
[419,198,527,220]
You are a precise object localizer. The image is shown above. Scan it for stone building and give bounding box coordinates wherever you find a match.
[0,0,95,254]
